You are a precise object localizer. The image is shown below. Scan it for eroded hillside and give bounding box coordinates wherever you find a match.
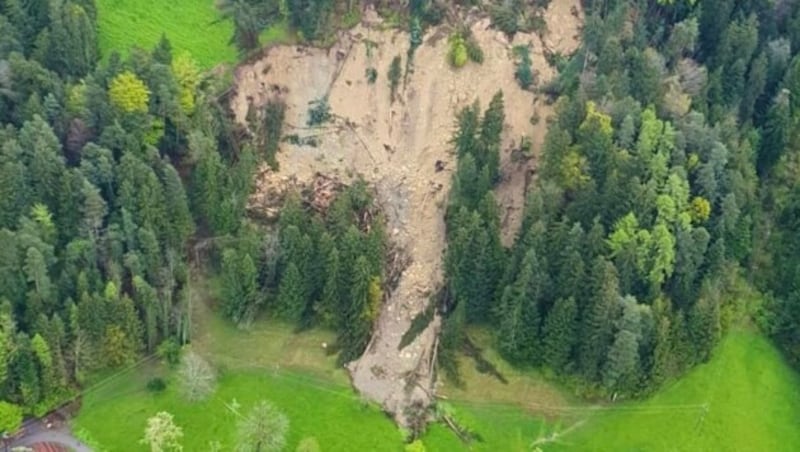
[231,2,582,425]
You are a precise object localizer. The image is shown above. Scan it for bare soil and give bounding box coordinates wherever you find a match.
[232,2,582,426]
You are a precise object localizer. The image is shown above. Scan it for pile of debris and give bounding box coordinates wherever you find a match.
[304,173,343,213]
[247,166,345,221]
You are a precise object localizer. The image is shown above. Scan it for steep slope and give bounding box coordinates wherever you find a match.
[231,3,582,425]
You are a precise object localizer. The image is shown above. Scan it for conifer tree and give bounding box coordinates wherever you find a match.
[276,263,305,323]
[579,258,621,381]
[542,297,578,373]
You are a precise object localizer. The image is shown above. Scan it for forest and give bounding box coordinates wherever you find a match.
[434,0,800,399]
[2,0,800,450]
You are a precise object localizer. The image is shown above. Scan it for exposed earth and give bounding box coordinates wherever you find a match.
[233,2,582,426]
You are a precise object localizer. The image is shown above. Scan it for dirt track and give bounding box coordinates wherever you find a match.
[233,3,582,426]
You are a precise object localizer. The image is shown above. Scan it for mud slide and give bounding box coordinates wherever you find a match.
[232,2,582,426]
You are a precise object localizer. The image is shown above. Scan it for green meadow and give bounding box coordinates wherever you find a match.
[549,331,800,452]
[74,315,800,451]
[95,0,292,68]
[72,277,800,450]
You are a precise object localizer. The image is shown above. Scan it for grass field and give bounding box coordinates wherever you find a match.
[95,0,292,68]
[545,331,800,451]
[73,365,404,451]
[75,277,800,451]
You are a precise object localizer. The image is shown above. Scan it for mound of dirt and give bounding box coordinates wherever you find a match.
[231,1,583,426]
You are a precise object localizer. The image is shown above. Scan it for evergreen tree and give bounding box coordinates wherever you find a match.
[221,249,259,324]
[477,91,504,183]
[338,256,372,364]
[579,258,621,381]
[497,250,546,364]
[758,89,790,174]
[318,243,340,328]
[47,0,98,77]
[542,297,578,373]
[276,263,305,323]
[159,162,194,250]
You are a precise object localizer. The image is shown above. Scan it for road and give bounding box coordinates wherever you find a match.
[8,418,91,452]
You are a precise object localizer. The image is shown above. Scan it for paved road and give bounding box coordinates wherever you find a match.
[9,418,91,452]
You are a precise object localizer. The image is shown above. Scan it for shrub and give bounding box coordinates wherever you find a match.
[365,67,378,84]
[448,34,468,68]
[157,339,181,367]
[465,38,484,64]
[146,377,167,393]
[490,5,518,36]
[307,97,331,126]
[388,56,402,102]
[513,45,535,89]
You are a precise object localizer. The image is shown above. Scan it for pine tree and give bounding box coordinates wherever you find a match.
[648,298,675,386]
[453,101,480,157]
[603,329,640,393]
[497,250,546,364]
[47,0,98,77]
[338,256,373,364]
[31,332,56,405]
[133,276,160,352]
[221,249,259,324]
[9,335,42,411]
[18,115,66,210]
[555,223,585,302]
[579,257,621,381]
[688,283,721,362]
[318,244,340,328]
[159,162,194,250]
[542,297,578,373]
[0,143,30,229]
[279,225,312,284]
[80,179,107,242]
[276,263,306,323]
[152,34,173,64]
[477,91,504,183]
[758,89,790,174]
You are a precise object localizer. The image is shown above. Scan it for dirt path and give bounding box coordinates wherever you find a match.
[232,3,582,426]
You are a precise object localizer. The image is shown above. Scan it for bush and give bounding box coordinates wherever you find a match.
[513,45,535,89]
[388,56,402,102]
[307,97,331,126]
[365,67,378,84]
[466,38,484,64]
[157,339,181,367]
[146,377,167,393]
[448,34,468,68]
[490,6,518,36]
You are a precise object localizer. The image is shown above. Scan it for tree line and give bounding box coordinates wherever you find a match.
[218,182,386,364]
[438,0,800,396]
[0,0,267,422]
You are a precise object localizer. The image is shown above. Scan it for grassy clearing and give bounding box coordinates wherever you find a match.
[547,330,800,451]
[424,403,555,451]
[76,275,800,451]
[96,0,294,69]
[73,365,403,451]
[425,330,800,451]
[189,275,347,384]
[96,0,235,68]
[437,327,573,412]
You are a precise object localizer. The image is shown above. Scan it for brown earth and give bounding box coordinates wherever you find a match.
[232,2,582,426]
